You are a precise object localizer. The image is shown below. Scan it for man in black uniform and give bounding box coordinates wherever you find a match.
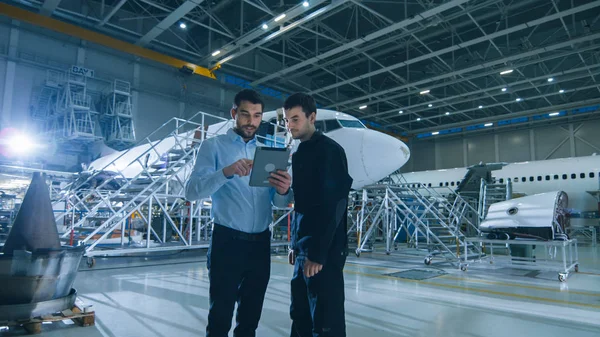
[283,93,353,337]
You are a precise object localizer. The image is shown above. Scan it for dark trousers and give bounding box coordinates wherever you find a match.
[290,252,347,337]
[206,224,271,337]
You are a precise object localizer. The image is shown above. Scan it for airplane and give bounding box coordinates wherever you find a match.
[395,155,600,240]
[83,108,411,191]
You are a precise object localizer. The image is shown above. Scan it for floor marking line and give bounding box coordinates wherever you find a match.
[577,271,600,276]
[439,274,600,297]
[340,269,600,310]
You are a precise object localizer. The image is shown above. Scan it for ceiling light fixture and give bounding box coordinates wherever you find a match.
[420,90,430,95]
[302,1,309,7]
[500,69,513,75]
[179,22,187,29]
[445,112,450,115]
[359,105,367,110]
[502,88,507,92]
[218,55,234,64]
[548,78,554,82]
[549,112,560,116]
[399,110,403,114]
[416,118,421,121]
[262,23,268,30]
[275,14,286,22]
[559,89,565,93]
[211,50,221,56]
[428,104,433,107]
[432,132,439,135]
[479,105,483,109]
[484,123,493,127]
[516,98,522,102]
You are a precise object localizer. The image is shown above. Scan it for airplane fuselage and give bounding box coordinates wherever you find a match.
[397,155,600,214]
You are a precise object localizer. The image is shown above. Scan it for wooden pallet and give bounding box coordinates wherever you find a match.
[0,297,95,335]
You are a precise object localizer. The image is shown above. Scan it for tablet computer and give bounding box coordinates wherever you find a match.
[249,146,291,187]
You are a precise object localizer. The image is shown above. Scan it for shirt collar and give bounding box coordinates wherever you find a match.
[298,130,322,149]
[307,130,322,143]
[226,128,257,144]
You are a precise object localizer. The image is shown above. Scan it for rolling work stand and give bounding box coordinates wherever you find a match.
[461,237,579,282]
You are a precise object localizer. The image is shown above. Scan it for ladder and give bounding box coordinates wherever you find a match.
[53,111,230,257]
[478,179,509,220]
[355,182,483,267]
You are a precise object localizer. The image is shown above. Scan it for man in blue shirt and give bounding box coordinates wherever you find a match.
[185,89,292,337]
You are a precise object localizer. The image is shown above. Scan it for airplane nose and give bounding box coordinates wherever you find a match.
[361,130,410,182]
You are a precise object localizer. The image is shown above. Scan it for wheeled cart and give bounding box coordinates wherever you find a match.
[460,237,579,282]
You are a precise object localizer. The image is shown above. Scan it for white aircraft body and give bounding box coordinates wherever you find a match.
[397,155,600,214]
[396,155,600,240]
[85,109,411,191]
[479,190,570,240]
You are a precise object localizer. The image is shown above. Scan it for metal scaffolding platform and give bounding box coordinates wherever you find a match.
[29,69,136,154]
[100,80,136,150]
[50,111,290,265]
[353,184,484,267]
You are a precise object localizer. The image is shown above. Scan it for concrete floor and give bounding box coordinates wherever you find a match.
[3,244,600,337]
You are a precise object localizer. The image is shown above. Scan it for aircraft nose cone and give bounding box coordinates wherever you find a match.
[361,130,410,183]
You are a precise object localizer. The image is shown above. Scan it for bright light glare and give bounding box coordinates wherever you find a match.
[516,98,522,102]
[484,123,493,127]
[502,88,507,92]
[3,133,41,155]
[420,90,430,95]
[275,14,286,22]
[549,112,560,116]
[432,131,439,135]
[559,89,565,93]
[179,22,187,29]
[548,78,554,82]
[12,135,33,151]
[428,104,433,107]
[303,1,309,7]
[416,118,421,121]
[212,50,221,56]
[500,69,513,75]
[479,105,483,109]
[359,105,367,110]
[445,112,450,115]
[262,24,268,30]
[399,110,403,114]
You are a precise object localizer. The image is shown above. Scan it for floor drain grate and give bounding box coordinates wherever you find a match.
[386,269,446,280]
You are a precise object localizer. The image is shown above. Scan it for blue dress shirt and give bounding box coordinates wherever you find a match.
[185,128,293,233]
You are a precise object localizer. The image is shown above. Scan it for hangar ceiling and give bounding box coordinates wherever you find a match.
[3,0,600,137]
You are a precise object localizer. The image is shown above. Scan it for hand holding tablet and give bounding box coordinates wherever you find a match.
[268,170,291,195]
[249,147,291,188]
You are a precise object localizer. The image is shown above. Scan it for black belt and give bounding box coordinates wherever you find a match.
[213,223,270,242]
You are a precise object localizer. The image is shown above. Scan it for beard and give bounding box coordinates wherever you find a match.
[234,124,257,139]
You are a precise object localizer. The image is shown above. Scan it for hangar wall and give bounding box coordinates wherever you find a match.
[0,18,293,169]
[403,119,600,172]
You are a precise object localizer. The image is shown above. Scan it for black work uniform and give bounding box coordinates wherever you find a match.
[289,131,353,337]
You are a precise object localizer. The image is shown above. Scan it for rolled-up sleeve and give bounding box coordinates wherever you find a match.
[185,139,231,201]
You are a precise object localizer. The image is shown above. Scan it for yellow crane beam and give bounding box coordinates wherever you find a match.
[0,3,217,79]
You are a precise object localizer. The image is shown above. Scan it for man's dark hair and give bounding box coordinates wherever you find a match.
[233,89,264,111]
[283,93,316,118]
